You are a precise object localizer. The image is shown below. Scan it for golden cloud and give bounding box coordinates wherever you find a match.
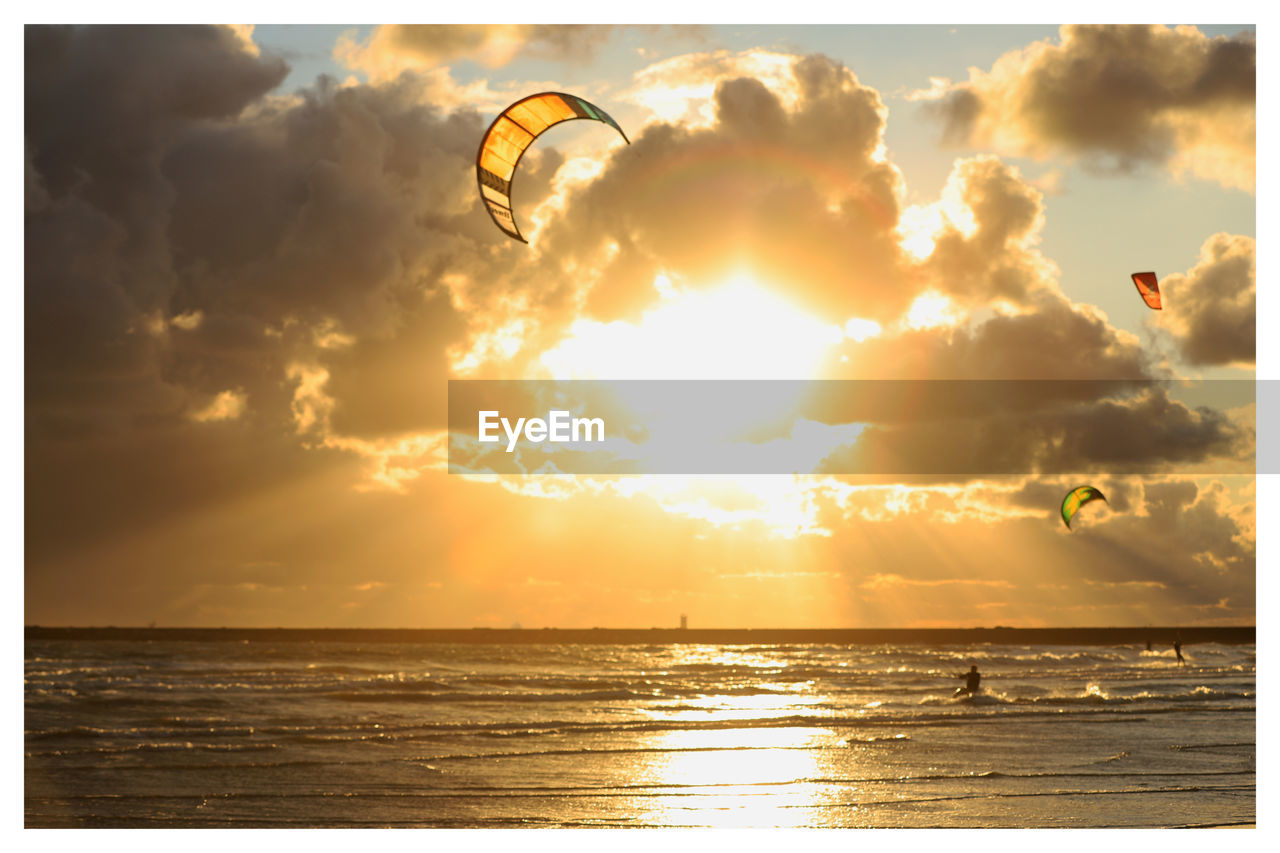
[918,25,1254,192]
[1150,232,1255,366]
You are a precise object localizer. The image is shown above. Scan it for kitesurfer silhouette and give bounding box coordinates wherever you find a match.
[955,664,982,696]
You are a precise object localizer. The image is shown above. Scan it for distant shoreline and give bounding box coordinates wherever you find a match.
[24,626,1256,646]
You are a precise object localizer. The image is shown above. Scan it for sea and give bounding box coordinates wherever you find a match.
[24,633,1255,828]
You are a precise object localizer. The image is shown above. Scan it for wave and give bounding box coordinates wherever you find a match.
[918,683,1252,708]
[24,638,1255,829]
[28,741,279,758]
[27,664,1255,702]
[319,681,801,704]
[26,697,1252,760]
[325,688,655,704]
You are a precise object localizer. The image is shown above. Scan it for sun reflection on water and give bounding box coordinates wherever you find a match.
[624,645,858,828]
[635,727,833,827]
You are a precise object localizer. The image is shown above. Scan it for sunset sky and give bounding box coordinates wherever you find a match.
[24,21,1259,628]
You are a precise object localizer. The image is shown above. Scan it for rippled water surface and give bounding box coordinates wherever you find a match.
[25,639,1255,827]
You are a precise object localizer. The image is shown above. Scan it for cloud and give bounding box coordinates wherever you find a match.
[450,55,1245,502]
[24,26,490,562]
[1151,233,1254,366]
[813,384,1246,479]
[1067,478,1254,606]
[539,52,910,325]
[23,29,1254,630]
[828,288,1152,386]
[285,360,447,491]
[912,156,1056,308]
[25,25,290,441]
[624,49,803,126]
[860,573,1013,590]
[814,474,1253,625]
[336,25,620,79]
[1083,579,1168,591]
[26,26,507,450]
[25,26,288,234]
[189,389,247,423]
[918,25,1254,192]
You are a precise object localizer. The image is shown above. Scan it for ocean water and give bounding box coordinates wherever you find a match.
[24,639,1255,828]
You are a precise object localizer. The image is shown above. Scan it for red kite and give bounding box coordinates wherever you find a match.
[1131,271,1162,310]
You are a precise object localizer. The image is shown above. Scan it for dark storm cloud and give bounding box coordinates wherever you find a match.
[26,26,532,447]
[25,26,291,436]
[23,26,515,564]
[163,77,482,337]
[815,385,1245,479]
[25,26,288,305]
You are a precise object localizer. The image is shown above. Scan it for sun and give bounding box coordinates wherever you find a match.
[539,273,844,380]
[530,274,865,539]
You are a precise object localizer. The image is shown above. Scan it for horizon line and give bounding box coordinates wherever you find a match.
[25,624,1256,632]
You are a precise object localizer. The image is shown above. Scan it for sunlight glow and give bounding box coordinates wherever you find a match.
[612,475,835,539]
[653,273,677,300]
[450,317,529,375]
[904,291,956,330]
[897,203,944,260]
[529,276,858,538]
[630,50,801,127]
[540,274,843,379]
[897,173,979,262]
[189,389,247,423]
[528,153,614,243]
[843,317,882,342]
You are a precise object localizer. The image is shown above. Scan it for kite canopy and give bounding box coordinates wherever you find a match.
[1131,271,1162,310]
[1061,485,1107,529]
[476,92,629,243]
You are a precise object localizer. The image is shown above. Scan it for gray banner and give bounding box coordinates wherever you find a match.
[448,379,1258,476]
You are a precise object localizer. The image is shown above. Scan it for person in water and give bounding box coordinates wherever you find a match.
[1174,635,1185,665]
[957,665,982,694]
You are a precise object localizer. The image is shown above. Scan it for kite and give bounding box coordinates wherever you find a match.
[476,92,629,243]
[1131,272,1162,310]
[1061,485,1108,529]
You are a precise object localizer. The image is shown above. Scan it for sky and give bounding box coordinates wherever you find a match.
[23,21,1259,628]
